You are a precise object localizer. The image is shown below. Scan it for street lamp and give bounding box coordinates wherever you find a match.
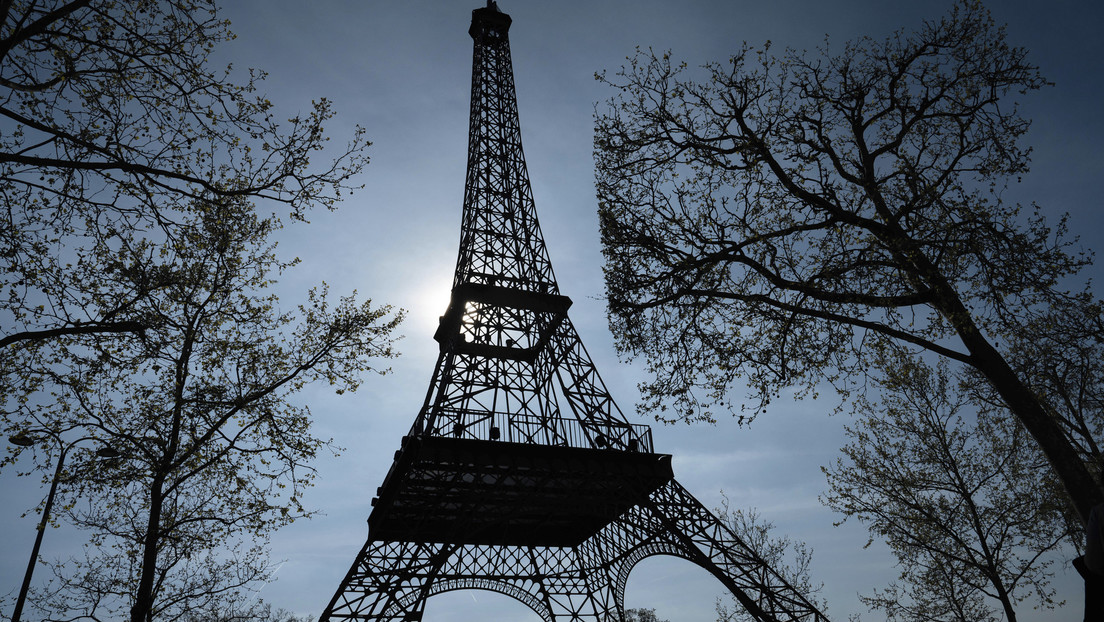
[6,434,121,622]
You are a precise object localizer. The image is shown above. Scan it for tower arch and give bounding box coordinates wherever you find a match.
[611,540,701,607]
[386,579,553,622]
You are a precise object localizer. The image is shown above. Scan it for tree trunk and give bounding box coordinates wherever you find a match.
[131,474,165,622]
[964,326,1104,526]
[910,237,1104,527]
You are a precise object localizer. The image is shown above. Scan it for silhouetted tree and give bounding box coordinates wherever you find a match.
[0,3,382,619]
[624,608,669,622]
[594,0,1103,526]
[713,498,824,622]
[10,198,400,621]
[176,599,317,621]
[823,352,1071,621]
[0,0,369,401]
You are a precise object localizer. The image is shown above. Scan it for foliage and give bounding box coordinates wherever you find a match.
[0,1,387,619]
[177,599,317,622]
[971,299,1104,490]
[8,199,401,620]
[251,604,317,622]
[623,608,669,622]
[822,353,1073,621]
[0,0,369,364]
[38,540,274,622]
[594,0,1103,524]
[713,499,824,622]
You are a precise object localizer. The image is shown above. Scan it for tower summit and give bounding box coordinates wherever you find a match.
[320,4,829,621]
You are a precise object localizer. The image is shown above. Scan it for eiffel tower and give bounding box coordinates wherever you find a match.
[321,3,829,621]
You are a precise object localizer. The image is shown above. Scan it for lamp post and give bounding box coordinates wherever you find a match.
[7,434,120,622]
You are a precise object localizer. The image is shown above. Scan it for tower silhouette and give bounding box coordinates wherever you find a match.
[321,4,829,621]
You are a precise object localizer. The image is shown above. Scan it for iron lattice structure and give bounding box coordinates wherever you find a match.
[321,3,830,621]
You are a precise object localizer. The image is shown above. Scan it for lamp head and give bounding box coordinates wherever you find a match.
[8,434,37,447]
[95,446,122,459]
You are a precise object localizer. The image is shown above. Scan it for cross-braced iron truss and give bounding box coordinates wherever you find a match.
[324,481,827,621]
[321,3,829,621]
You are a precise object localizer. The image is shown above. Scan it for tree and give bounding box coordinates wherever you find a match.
[0,0,368,354]
[593,0,1104,525]
[822,352,1072,621]
[623,608,669,622]
[246,603,317,622]
[0,2,383,618]
[8,198,401,621]
[712,498,824,622]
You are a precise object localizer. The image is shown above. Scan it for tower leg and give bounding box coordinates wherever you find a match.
[323,479,828,622]
[637,480,828,622]
[322,540,626,622]
[321,540,454,621]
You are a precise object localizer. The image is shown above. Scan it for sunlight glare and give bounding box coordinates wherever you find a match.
[408,272,455,337]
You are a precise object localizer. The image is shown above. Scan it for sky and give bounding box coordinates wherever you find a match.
[3,0,1104,620]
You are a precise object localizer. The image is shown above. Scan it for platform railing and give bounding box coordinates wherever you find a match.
[409,409,654,453]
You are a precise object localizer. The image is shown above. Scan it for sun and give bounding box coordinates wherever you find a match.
[407,272,455,337]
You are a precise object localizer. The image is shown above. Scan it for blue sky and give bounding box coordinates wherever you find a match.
[2,1,1102,620]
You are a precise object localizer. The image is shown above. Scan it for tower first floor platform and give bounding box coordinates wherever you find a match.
[367,434,675,548]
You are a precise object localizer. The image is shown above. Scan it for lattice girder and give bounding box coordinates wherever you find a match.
[455,2,555,293]
[321,478,828,622]
[321,3,830,621]
[422,312,646,451]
